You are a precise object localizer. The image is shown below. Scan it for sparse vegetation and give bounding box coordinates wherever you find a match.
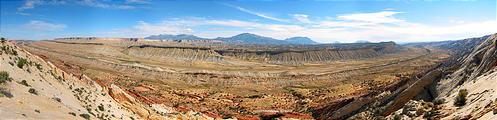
[19,80,30,87]
[68,112,76,116]
[28,88,38,95]
[16,35,454,119]
[1,46,6,53]
[35,63,42,71]
[454,89,468,107]
[98,104,105,111]
[1,90,13,98]
[422,102,434,109]
[423,109,439,120]
[53,97,62,102]
[11,49,17,56]
[79,114,90,120]
[17,58,28,69]
[433,98,444,105]
[0,38,5,44]
[0,71,12,84]
[0,87,13,98]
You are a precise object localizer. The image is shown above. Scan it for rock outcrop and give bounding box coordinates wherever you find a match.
[0,41,140,119]
[0,40,226,120]
[386,34,497,119]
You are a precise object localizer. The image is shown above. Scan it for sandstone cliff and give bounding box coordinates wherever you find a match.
[380,34,497,120]
[0,40,224,120]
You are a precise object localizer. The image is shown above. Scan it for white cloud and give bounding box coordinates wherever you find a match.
[16,12,31,16]
[449,19,465,24]
[18,0,136,12]
[18,0,43,11]
[117,5,135,9]
[23,20,67,31]
[111,21,196,37]
[78,0,135,9]
[224,4,287,22]
[337,11,405,23]
[293,14,313,23]
[18,0,66,11]
[125,0,151,4]
[79,0,109,8]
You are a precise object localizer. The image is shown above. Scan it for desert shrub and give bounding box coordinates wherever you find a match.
[0,38,5,43]
[68,112,76,116]
[0,71,12,84]
[1,46,6,52]
[98,104,104,111]
[393,114,402,120]
[11,49,17,56]
[57,76,64,82]
[53,97,61,102]
[17,58,27,68]
[35,63,42,71]
[422,102,434,109]
[79,114,90,120]
[433,98,445,105]
[1,90,13,98]
[454,89,468,106]
[0,87,13,98]
[8,62,13,66]
[423,109,439,120]
[28,88,38,95]
[19,80,30,87]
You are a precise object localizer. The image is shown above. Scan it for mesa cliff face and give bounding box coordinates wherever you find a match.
[379,34,497,120]
[425,34,497,119]
[121,41,399,63]
[216,42,398,63]
[126,46,225,62]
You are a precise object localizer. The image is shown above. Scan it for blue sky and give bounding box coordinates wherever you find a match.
[0,0,495,43]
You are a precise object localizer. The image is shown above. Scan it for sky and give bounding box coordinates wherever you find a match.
[0,0,496,43]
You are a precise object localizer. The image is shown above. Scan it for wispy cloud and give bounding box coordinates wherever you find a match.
[18,0,137,13]
[16,12,31,16]
[224,4,287,22]
[293,14,313,24]
[337,11,405,23]
[23,20,67,31]
[18,0,66,11]
[78,0,135,9]
[125,0,151,4]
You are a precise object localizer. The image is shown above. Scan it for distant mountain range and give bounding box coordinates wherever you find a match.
[145,33,318,44]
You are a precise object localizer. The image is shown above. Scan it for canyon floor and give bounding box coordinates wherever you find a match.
[13,37,451,119]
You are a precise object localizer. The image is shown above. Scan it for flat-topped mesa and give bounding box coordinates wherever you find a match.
[122,42,399,63]
[54,37,224,46]
[55,37,99,40]
[215,42,399,63]
[55,37,143,41]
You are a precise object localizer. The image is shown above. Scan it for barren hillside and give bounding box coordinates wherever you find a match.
[319,34,497,120]
[0,40,230,120]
